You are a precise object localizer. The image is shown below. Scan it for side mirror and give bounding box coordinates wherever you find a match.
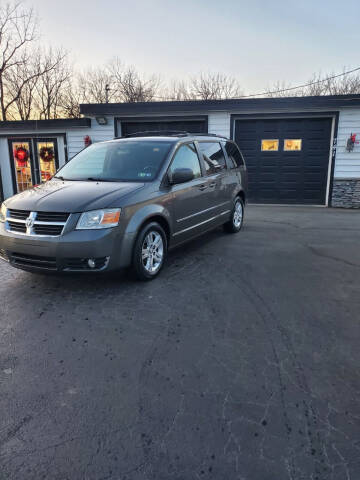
[170,168,194,185]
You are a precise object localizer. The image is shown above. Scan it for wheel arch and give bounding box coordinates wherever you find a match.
[236,190,246,204]
[125,204,172,244]
[139,215,171,245]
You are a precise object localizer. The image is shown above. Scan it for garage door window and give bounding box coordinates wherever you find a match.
[284,139,302,151]
[261,139,279,151]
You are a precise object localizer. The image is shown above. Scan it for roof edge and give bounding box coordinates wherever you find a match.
[80,94,360,116]
[0,117,91,130]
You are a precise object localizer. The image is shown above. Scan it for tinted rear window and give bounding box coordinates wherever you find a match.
[198,142,227,175]
[225,142,244,167]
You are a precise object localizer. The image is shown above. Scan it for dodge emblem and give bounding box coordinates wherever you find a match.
[25,217,34,229]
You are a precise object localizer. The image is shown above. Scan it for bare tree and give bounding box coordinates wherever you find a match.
[108,59,160,102]
[0,2,68,120]
[117,67,160,102]
[77,66,114,104]
[266,68,360,98]
[161,80,192,101]
[35,47,70,119]
[264,80,300,98]
[59,79,84,118]
[0,2,38,120]
[189,72,243,100]
[307,69,360,95]
[5,50,39,119]
[59,59,161,111]
[7,47,69,120]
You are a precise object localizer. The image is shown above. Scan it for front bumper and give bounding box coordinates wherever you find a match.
[0,223,135,273]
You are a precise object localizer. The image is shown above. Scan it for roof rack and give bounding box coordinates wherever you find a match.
[191,133,228,139]
[114,131,228,139]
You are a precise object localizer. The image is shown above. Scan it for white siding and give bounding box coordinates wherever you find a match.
[208,112,230,137]
[67,117,114,159]
[334,109,360,179]
[57,137,66,167]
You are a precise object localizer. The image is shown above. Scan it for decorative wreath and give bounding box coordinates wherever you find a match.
[14,146,29,167]
[39,146,55,162]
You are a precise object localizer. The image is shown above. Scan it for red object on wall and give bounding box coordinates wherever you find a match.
[84,135,92,147]
[346,133,359,152]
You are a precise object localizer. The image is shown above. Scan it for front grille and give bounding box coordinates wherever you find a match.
[10,252,57,271]
[6,210,70,237]
[63,257,109,271]
[8,209,30,220]
[7,221,26,233]
[36,212,70,222]
[33,225,64,236]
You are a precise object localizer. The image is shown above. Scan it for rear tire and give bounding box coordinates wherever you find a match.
[224,197,244,233]
[132,222,167,281]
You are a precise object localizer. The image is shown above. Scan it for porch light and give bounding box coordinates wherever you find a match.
[96,117,108,125]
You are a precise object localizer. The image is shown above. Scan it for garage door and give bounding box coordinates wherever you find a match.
[120,118,207,136]
[234,117,332,205]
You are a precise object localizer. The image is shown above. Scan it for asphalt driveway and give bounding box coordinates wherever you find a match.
[0,205,359,480]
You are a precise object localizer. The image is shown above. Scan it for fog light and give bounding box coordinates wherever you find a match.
[88,259,96,269]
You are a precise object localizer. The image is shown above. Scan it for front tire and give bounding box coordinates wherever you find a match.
[224,197,244,233]
[132,222,167,281]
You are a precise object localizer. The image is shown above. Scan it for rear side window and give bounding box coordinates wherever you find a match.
[198,142,227,175]
[169,143,201,178]
[225,141,244,167]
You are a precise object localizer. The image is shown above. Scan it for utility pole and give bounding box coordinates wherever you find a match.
[105,84,110,103]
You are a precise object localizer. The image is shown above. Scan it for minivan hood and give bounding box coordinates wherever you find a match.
[5,179,145,212]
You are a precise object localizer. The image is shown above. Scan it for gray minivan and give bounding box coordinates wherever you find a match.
[0,132,247,280]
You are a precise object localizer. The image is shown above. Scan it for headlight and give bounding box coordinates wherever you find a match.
[0,203,7,223]
[76,208,121,230]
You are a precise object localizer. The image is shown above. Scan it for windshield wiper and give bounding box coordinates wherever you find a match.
[54,175,66,181]
[86,177,117,182]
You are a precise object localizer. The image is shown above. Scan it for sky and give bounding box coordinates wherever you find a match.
[26,0,360,95]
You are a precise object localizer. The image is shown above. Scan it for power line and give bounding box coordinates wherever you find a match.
[237,66,360,98]
[150,66,360,101]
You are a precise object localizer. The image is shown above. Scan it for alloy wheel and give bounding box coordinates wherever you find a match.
[142,230,164,273]
[233,201,243,228]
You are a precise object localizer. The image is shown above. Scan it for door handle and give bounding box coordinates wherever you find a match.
[199,184,208,191]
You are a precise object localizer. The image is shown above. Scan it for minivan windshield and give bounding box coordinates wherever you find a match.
[55,140,174,182]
